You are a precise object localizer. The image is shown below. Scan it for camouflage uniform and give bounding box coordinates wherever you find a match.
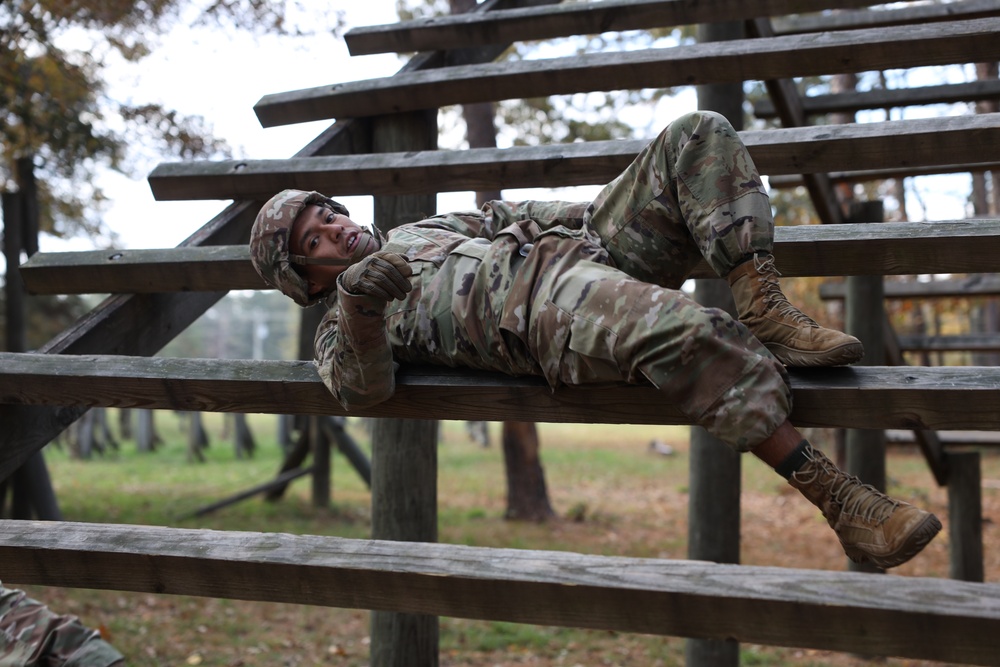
[311,111,791,451]
[0,583,124,666]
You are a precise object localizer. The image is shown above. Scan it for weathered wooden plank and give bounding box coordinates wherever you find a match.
[768,160,1000,188]
[773,0,1000,35]
[256,18,1000,126]
[754,79,1000,119]
[20,245,258,294]
[1,520,999,665]
[344,0,876,56]
[897,334,1000,353]
[821,274,1000,301]
[20,220,1000,294]
[149,113,1000,201]
[1,352,999,433]
[886,429,1000,446]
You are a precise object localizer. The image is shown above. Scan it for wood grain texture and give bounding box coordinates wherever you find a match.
[344,0,877,55]
[821,274,1000,300]
[1,352,999,435]
[149,114,1000,200]
[1,519,999,664]
[21,220,1000,294]
[754,79,1000,119]
[257,18,1000,125]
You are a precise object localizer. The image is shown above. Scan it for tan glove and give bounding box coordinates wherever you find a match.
[339,251,413,301]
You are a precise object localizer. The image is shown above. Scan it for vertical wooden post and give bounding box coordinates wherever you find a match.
[948,451,984,582]
[844,200,886,574]
[2,186,60,520]
[686,20,744,667]
[369,109,440,667]
[3,192,26,354]
[370,419,439,667]
[311,415,330,508]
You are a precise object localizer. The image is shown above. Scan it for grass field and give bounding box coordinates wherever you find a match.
[9,411,999,666]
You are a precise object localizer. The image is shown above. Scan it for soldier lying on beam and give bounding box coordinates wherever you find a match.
[250,110,940,570]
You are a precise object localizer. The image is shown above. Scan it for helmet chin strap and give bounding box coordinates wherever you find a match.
[289,227,380,268]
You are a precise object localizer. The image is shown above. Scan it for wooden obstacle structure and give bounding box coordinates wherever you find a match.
[4,0,1000,664]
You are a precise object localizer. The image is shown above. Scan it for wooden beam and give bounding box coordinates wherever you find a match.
[821,275,1000,301]
[2,520,999,665]
[897,334,1000,353]
[773,0,1000,35]
[754,80,1000,119]
[1,352,999,434]
[886,430,1000,447]
[149,114,1000,201]
[20,245,259,294]
[21,220,1000,294]
[768,161,1000,188]
[255,18,1000,126]
[344,0,876,56]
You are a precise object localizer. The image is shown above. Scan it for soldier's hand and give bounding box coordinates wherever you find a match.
[339,251,413,301]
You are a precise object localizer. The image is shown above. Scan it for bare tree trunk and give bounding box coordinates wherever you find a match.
[502,421,554,521]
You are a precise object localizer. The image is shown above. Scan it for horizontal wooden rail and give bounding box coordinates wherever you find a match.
[149,114,1000,201]
[820,275,1000,301]
[768,160,1000,188]
[772,0,1000,35]
[897,334,1000,353]
[886,429,1000,447]
[19,220,1000,295]
[256,18,1000,126]
[344,0,875,56]
[754,79,1000,119]
[1,352,999,433]
[1,520,998,665]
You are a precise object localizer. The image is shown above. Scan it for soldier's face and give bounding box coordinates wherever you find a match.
[290,204,376,295]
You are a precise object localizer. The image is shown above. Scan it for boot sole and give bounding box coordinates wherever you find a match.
[844,513,943,570]
[765,341,865,368]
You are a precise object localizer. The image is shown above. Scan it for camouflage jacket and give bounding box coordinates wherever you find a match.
[314,200,602,409]
[0,583,124,666]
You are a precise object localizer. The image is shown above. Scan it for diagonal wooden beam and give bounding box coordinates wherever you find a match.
[748,16,843,225]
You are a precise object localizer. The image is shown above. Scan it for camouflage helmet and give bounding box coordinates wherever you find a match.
[249,189,353,307]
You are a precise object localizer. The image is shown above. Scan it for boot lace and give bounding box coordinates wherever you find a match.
[797,447,900,525]
[753,254,819,327]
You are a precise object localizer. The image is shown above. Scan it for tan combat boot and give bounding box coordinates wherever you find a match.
[789,444,942,569]
[728,253,864,367]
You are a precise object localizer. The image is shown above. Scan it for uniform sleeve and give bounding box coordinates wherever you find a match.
[482,200,590,233]
[406,210,495,240]
[314,286,397,410]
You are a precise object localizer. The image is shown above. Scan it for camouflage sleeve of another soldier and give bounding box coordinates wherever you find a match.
[0,582,125,665]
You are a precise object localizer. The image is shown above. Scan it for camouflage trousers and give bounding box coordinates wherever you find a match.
[530,111,791,450]
[0,583,124,666]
